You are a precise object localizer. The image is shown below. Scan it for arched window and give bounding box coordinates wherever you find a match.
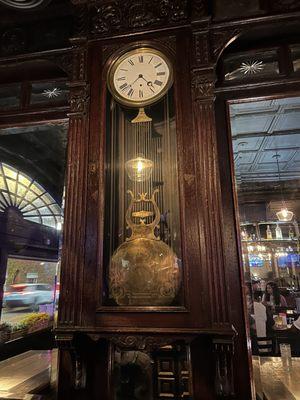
[0,162,62,229]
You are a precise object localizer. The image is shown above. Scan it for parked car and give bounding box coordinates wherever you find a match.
[3,283,54,311]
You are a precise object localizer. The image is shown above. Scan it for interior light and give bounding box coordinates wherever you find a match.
[276,208,294,222]
[125,156,153,182]
[272,153,294,222]
[56,222,62,231]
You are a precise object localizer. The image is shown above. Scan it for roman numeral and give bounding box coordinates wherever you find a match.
[139,90,143,98]
[155,63,162,69]
[148,56,153,64]
[120,83,129,91]
[138,55,143,63]
[149,86,155,93]
[117,77,126,81]
[154,80,163,86]
[128,59,134,66]
[157,72,165,76]
[120,68,128,72]
[128,88,134,97]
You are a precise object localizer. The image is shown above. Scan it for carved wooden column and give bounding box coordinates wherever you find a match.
[56,6,90,398]
[58,5,89,329]
[190,33,230,333]
[190,28,253,399]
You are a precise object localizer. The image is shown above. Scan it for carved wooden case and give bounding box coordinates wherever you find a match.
[86,35,213,331]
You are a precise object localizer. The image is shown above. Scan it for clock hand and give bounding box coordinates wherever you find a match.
[130,76,141,86]
[147,81,155,93]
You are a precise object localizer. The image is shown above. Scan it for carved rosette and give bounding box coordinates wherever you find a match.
[70,85,90,115]
[191,70,215,100]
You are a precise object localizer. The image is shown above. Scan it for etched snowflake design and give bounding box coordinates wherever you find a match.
[42,88,62,98]
[238,60,264,75]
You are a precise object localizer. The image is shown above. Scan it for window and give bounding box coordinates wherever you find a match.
[0,162,62,229]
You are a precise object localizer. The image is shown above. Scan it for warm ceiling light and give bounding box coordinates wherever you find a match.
[272,152,294,222]
[125,156,153,182]
[276,207,294,222]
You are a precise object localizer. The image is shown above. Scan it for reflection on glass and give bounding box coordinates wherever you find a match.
[0,84,21,110]
[229,96,300,395]
[113,344,192,400]
[224,50,279,81]
[0,123,67,345]
[0,162,62,229]
[291,45,300,73]
[1,258,60,338]
[104,91,182,306]
[30,81,69,106]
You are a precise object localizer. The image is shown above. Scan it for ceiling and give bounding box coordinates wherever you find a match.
[230,96,300,183]
[0,123,68,204]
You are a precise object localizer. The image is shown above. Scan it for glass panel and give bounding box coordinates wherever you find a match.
[104,90,182,307]
[0,122,67,364]
[224,50,279,82]
[0,162,60,229]
[30,81,69,107]
[113,343,192,400]
[0,84,21,110]
[291,45,300,73]
[229,96,300,398]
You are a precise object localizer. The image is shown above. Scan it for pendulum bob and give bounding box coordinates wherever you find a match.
[109,190,181,306]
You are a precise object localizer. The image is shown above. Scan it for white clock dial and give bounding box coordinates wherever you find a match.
[108,48,172,107]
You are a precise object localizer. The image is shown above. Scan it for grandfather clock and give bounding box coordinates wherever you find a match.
[56,2,252,400]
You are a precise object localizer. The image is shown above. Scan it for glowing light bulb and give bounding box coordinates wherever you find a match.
[125,157,153,182]
[276,207,294,222]
[137,161,143,172]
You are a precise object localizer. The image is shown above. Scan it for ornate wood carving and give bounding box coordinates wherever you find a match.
[74,4,89,38]
[269,0,300,11]
[190,68,230,327]
[191,69,215,99]
[58,42,89,327]
[85,334,194,352]
[192,31,210,67]
[111,335,174,351]
[90,0,189,37]
[56,333,87,390]
[191,0,208,21]
[213,337,235,397]
[102,37,176,68]
[70,84,90,114]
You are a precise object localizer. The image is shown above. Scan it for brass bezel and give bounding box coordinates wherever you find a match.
[107,46,173,108]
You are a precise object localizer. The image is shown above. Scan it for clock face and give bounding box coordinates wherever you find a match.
[108,48,173,107]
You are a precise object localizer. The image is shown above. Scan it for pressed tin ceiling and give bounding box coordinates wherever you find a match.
[230,96,300,183]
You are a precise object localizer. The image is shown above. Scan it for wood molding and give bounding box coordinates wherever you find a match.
[191,67,230,327]
[58,43,89,327]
